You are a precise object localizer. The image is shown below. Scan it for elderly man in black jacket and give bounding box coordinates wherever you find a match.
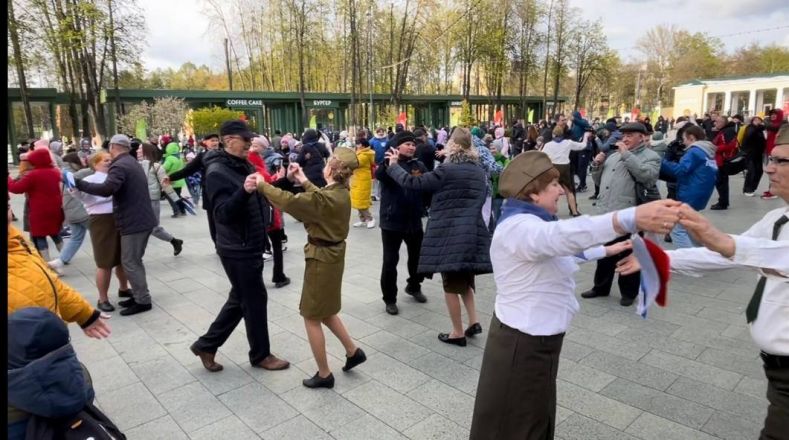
[189,120,290,373]
[75,134,156,316]
[376,130,429,315]
[297,129,331,187]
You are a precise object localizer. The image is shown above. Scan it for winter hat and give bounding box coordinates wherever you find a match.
[498,150,555,198]
[620,122,648,135]
[301,129,321,144]
[470,127,484,139]
[390,130,416,148]
[220,120,255,141]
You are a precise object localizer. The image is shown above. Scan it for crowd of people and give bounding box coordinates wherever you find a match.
[7,105,788,439]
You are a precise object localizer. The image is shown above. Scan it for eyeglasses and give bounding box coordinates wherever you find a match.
[767,156,789,166]
[221,135,241,145]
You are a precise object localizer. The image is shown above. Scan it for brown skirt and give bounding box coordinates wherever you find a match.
[470,315,565,439]
[300,257,344,320]
[89,214,121,269]
[554,163,574,190]
[441,271,476,295]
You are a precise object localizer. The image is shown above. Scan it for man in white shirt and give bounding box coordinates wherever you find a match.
[619,125,789,438]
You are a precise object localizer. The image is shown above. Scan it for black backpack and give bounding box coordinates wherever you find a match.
[25,402,126,440]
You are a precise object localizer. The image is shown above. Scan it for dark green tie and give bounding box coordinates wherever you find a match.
[745,214,788,323]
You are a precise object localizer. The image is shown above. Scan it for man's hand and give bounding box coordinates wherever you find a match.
[161,177,171,187]
[385,147,401,164]
[593,152,606,164]
[635,199,682,235]
[678,204,735,258]
[243,174,258,193]
[275,166,286,180]
[83,313,111,339]
[605,239,632,257]
[435,149,447,158]
[616,254,641,275]
[288,163,307,184]
[615,140,628,151]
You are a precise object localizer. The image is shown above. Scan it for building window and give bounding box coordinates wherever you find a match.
[706,93,724,113]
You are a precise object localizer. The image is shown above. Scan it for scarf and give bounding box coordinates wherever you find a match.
[497,198,557,227]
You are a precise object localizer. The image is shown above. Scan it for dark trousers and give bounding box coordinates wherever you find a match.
[269,228,287,283]
[470,315,564,440]
[575,152,590,189]
[380,228,424,305]
[592,235,640,299]
[206,208,216,244]
[743,151,764,194]
[761,361,789,439]
[194,255,271,365]
[715,168,730,207]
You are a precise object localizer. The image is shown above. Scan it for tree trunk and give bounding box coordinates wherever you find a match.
[9,0,35,139]
[542,0,554,119]
[108,0,122,129]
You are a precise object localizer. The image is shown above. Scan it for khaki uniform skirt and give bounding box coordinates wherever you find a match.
[89,214,121,269]
[300,241,345,320]
[470,315,565,440]
[554,163,574,190]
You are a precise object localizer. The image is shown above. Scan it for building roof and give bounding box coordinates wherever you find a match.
[675,72,789,88]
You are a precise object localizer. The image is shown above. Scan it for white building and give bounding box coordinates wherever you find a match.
[672,73,789,118]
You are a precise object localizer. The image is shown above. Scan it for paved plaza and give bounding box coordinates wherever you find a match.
[11,174,780,440]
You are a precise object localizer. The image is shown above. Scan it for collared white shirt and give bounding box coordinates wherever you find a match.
[668,206,789,355]
[72,172,113,215]
[541,139,587,165]
[491,212,619,336]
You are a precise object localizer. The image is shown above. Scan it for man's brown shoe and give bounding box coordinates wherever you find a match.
[190,343,223,372]
[255,354,290,371]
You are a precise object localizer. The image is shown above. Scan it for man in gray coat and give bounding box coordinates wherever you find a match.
[581,122,661,306]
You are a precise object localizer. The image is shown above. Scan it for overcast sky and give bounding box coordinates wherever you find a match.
[138,0,789,71]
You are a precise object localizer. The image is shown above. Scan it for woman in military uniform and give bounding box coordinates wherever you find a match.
[255,147,367,389]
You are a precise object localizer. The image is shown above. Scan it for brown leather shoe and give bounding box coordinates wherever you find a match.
[190,343,223,372]
[255,354,290,371]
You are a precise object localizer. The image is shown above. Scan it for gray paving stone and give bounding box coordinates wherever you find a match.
[556,380,642,430]
[358,352,432,394]
[625,413,720,440]
[565,328,651,361]
[189,415,261,440]
[125,415,189,440]
[130,354,197,395]
[409,352,480,395]
[558,340,595,362]
[344,381,433,431]
[600,378,713,429]
[280,386,366,432]
[624,327,707,360]
[406,380,475,429]
[666,377,767,425]
[556,413,640,440]
[579,351,679,391]
[734,375,768,400]
[157,381,232,433]
[260,415,332,440]
[701,411,763,440]
[360,330,431,363]
[670,323,757,359]
[86,355,140,394]
[558,359,616,392]
[187,357,255,395]
[294,352,372,395]
[402,414,469,440]
[109,328,170,364]
[571,313,628,336]
[329,414,409,440]
[640,350,743,390]
[409,330,485,363]
[218,383,299,434]
[696,347,764,379]
[94,382,167,431]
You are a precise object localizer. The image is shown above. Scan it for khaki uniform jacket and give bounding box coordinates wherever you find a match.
[258,180,350,319]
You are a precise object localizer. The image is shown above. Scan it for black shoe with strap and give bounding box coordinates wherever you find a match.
[303,372,335,389]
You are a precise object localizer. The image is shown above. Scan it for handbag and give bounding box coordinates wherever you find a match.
[721,150,747,176]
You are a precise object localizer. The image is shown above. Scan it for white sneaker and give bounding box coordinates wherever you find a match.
[263,252,273,261]
[366,219,376,229]
[47,258,65,275]
[353,221,367,228]
[744,192,755,197]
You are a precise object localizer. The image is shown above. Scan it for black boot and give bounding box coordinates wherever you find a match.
[171,238,183,256]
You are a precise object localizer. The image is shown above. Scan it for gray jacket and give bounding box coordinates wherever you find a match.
[61,167,91,224]
[139,159,177,201]
[591,143,661,213]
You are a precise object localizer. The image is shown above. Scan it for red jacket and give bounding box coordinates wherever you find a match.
[7,149,65,236]
[247,151,283,231]
[712,122,738,167]
[766,109,785,156]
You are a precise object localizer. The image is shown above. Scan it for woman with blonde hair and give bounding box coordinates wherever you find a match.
[385,127,492,346]
[255,147,367,389]
[70,151,130,312]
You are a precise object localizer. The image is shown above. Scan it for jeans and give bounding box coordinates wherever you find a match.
[31,234,63,251]
[188,183,201,206]
[120,230,152,305]
[670,224,698,249]
[194,255,271,365]
[380,228,424,304]
[715,169,729,207]
[58,221,89,263]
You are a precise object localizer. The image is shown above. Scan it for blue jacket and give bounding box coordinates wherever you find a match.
[7,308,94,438]
[370,136,389,164]
[660,141,718,211]
[570,111,590,142]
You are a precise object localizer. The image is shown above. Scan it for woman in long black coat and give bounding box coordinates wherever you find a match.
[385,127,492,347]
